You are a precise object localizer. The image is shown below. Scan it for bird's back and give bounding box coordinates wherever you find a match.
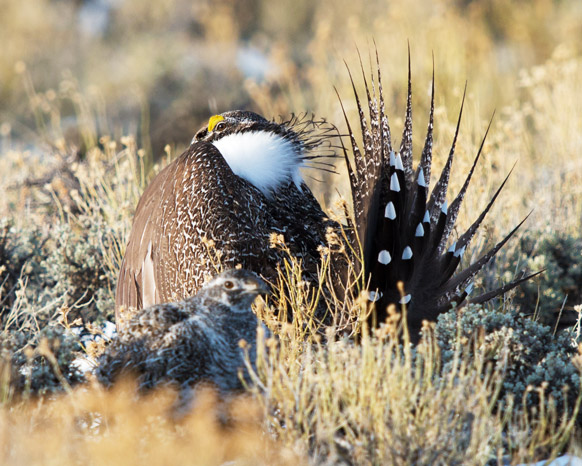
[115,141,274,319]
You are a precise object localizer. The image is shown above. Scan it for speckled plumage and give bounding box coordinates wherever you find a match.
[116,61,538,343]
[98,269,268,392]
[115,111,333,320]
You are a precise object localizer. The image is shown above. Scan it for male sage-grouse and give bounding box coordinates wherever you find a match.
[115,55,534,341]
[99,269,268,392]
[115,110,335,319]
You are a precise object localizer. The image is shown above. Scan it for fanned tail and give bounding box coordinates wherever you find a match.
[338,49,535,341]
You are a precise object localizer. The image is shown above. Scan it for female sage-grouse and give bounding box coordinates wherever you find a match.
[115,56,534,341]
[98,269,267,392]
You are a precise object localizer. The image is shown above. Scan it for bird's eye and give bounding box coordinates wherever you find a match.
[213,121,226,132]
[224,280,234,289]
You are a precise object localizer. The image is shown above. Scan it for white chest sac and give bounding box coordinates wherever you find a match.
[212,131,304,196]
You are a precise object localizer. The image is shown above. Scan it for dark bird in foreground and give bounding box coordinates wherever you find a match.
[98,269,268,392]
[115,52,535,341]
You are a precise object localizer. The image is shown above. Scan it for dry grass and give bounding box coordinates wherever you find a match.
[245,320,581,464]
[0,382,296,465]
[1,0,582,464]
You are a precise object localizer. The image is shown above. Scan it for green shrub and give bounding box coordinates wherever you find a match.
[0,219,47,323]
[39,220,117,323]
[0,325,85,400]
[435,305,580,421]
[509,229,582,327]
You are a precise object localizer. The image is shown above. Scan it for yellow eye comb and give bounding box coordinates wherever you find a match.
[208,115,225,132]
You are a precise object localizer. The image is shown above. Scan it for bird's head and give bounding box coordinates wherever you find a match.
[192,110,337,196]
[200,269,269,314]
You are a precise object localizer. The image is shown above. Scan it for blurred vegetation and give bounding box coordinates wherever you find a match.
[2,0,582,158]
[0,0,582,464]
[509,229,582,326]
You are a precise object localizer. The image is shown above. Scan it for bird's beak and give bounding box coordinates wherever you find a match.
[248,277,269,295]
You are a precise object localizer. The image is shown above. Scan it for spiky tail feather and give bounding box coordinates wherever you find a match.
[337,49,532,342]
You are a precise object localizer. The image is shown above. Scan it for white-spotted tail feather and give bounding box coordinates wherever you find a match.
[334,47,535,342]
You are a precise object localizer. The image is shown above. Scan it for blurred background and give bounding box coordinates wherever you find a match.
[2,0,581,158]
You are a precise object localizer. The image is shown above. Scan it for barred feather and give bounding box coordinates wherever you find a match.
[338,50,533,341]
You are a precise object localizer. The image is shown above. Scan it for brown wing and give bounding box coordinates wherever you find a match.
[115,155,183,320]
[115,141,275,325]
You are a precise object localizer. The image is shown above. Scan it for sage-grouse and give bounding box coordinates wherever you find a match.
[115,110,334,319]
[98,269,268,392]
[115,56,533,341]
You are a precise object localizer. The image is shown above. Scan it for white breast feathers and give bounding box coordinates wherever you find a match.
[212,130,304,195]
